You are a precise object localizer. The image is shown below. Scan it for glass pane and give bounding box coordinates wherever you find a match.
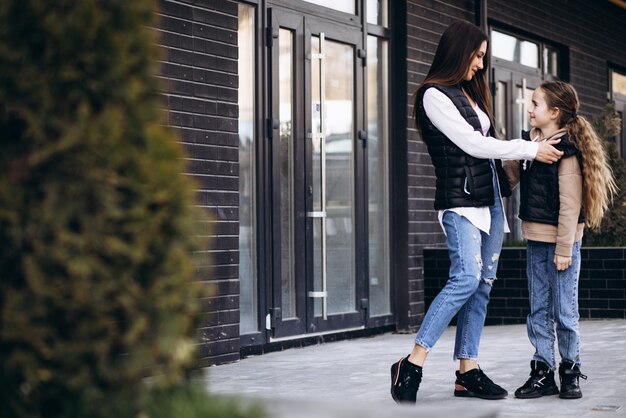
[509,84,535,241]
[519,41,538,68]
[495,81,507,138]
[491,31,516,61]
[367,0,388,26]
[311,37,322,316]
[367,36,390,316]
[613,70,626,97]
[238,3,258,335]
[514,85,533,135]
[491,30,539,68]
[616,110,624,158]
[279,29,296,319]
[312,36,356,316]
[302,0,355,14]
[543,46,558,77]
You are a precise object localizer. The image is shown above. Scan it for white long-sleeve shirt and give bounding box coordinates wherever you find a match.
[422,87,539,234]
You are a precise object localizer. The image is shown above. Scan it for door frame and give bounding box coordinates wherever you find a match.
[267,8,307,337]
[266,6,367,339]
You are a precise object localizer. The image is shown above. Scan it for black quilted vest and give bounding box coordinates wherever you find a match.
[416,84,512,210]
[518,131,585,225]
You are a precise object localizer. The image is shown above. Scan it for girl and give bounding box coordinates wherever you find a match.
[389,21,563,404]
[513,81,617,399]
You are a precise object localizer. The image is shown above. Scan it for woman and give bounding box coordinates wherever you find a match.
[390,20,564,403]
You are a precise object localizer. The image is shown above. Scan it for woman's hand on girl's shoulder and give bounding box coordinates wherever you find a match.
[535,139,564,164]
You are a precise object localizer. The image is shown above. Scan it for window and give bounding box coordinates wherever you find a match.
[238,3,258,335]
[613,70,626,97]
[301,0,355,14]
[366,11,391,317]
[491,30,539,69]
[543,45,558,77]
[367,0,387,26]
[610,68,626,159]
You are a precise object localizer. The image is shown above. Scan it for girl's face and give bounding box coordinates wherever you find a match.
[464,41,487,81]
[528,88,559,130]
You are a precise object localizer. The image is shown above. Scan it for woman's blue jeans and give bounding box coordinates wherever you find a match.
[526,240,582,369]
[414,190,504,360]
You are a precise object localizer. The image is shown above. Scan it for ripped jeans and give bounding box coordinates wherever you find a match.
[415,195,504,360]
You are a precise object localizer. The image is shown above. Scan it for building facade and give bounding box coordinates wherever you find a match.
[154,0,626,366]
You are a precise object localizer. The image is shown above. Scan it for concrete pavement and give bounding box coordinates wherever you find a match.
[203,319,626,417]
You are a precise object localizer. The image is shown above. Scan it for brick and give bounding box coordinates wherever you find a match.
[158,0,193,20]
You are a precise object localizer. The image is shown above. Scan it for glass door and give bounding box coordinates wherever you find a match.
[268,8,365,338]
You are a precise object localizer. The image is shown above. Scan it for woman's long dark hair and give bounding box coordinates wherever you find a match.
[413,21,493,131]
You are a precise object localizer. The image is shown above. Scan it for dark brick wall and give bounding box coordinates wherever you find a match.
[155,0,240,366]
[424,248,626,325]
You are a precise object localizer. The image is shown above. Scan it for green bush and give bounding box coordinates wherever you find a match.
[584,102,626,246]
[0,1,255,417]
[143,384,265,418]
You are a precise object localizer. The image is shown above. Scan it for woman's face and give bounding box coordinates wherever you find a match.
[464,40,487,81]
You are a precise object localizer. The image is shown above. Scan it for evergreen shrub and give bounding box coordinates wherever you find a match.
[0,1,259,417]
[585,102,626,246]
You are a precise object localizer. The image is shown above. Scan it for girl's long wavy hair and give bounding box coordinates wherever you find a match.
[413,21,493,131]
[539,81,618,229]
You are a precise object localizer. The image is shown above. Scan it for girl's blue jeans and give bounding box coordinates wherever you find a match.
[414,187,504,360]
[526,240,582,369]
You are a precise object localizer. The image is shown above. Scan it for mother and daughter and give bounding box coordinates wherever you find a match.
[390,20,617,403]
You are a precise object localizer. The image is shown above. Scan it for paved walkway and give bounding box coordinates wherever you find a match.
[203,320,626,417]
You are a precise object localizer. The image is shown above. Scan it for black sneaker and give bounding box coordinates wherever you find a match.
[390,355,423,404]
[559,360,587,399]
[515,360,559,399]
[454,367,508,400]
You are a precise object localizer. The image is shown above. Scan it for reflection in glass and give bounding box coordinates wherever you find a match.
[367,36,390,316]
[491,30,539,68]
[543,46,558,77]
[367,0,388,26]
[612,70,626,158]
[515,86,533,135]
[311,37,323,316]
[509,85,535,241]
[238,4,257,334]
[311,36,356,316]
[279,29,296,319]
[302,0,355,14]
[519,41,538,68]
[495,81,507,138]
[496,79,518,243]
[613,70,626,96]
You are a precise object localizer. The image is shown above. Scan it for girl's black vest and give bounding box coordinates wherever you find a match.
[415,84,511,210]
[518,131,585,225]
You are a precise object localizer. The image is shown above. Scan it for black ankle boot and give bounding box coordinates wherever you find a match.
[390,355,423,404]
[559,361,587,399]
[514,360,559,399]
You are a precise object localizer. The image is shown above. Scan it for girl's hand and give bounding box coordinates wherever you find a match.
[554,254,572,271]
[535,139,564,163]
